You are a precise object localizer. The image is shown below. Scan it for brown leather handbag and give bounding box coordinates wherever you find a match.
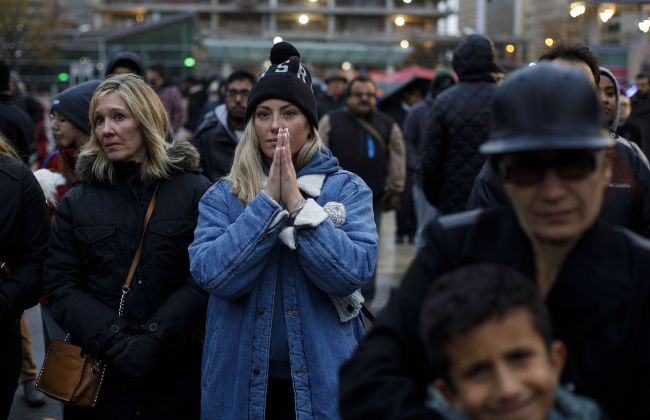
[35,337,106,407]
[35,185,159,407]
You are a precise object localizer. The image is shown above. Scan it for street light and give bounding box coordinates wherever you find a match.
[598,3,616,23]
[569,2,586,18]
[639,18,650,33]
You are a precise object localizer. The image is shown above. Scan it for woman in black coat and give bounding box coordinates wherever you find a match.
[340,64,650,420]
[0,135,49,419]
[44,74,210,420]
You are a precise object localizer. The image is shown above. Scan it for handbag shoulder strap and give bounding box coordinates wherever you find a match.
[351,113,388,156]
[118,184,159,317]
[123,184,159,291]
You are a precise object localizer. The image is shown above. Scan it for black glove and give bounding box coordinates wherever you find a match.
[102,330,137,361]
[108,333,162,380]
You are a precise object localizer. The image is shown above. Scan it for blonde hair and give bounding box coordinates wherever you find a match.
[227,118,323,203]
[0,134,19,159]
[79,73,181,183]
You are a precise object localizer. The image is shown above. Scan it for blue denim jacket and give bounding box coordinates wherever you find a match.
[189,149,378,419]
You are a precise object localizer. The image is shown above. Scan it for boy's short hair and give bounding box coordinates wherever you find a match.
[538,41,600,86]
[420,264,553,386]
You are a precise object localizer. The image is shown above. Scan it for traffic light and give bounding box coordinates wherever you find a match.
[57,72,69,82]
[184,57,196,68]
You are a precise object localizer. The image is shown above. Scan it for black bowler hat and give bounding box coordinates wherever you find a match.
[480,62,613,155]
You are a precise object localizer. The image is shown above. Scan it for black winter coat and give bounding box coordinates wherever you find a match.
[420,36,497,214]
[0,92,35,163]
[467,137,650,238]
[44,141,211,420]
[340,207,650,420]
[190,104,238,182]
[0,155,49,321]
[403,95,433,176]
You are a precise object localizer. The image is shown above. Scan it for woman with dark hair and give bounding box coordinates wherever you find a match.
[44,74,210,419]
[189,42,378,419]
[0,134,49,419]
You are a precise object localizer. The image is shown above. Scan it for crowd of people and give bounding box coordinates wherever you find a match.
[1,34,650,420]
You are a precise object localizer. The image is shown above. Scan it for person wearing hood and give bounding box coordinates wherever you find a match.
[420,34,501,215]
[467,46,650,238]
[104,51,146,77]
[44,74,210,419]
[599,66,648,162]
[190,70,256,182]
[189,41,378,419]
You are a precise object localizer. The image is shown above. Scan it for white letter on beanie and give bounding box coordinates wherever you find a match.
[297,65,307,83]
[276,60,289,73]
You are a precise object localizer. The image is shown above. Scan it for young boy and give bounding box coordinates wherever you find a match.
[420,264,604,420]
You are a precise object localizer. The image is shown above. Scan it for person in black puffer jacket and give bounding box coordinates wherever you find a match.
[420,34,500,215]
[44,74,210,420]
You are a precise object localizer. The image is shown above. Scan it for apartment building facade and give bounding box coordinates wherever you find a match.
[91,0,460,75]
[458,0,650,83]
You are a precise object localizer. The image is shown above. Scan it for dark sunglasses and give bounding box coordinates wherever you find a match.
[494,149,607,186]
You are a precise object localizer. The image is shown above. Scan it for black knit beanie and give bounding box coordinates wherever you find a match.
[50,79,101,136]
[246,41,319,129]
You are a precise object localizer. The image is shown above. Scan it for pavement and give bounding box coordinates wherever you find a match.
[8,211,416,420]
[8,305,63,420]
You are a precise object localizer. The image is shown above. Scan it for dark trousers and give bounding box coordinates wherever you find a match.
[395,172,416,240]
[0,320,22,420]
[265,378,295,420]
[361,196,383,303]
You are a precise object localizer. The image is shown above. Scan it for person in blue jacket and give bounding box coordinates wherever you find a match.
[188,41,378,420]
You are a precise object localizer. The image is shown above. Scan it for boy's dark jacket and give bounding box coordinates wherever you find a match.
[339,207,650,420]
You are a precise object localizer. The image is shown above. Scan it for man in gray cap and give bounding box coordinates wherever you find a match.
[340,63,650,419]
